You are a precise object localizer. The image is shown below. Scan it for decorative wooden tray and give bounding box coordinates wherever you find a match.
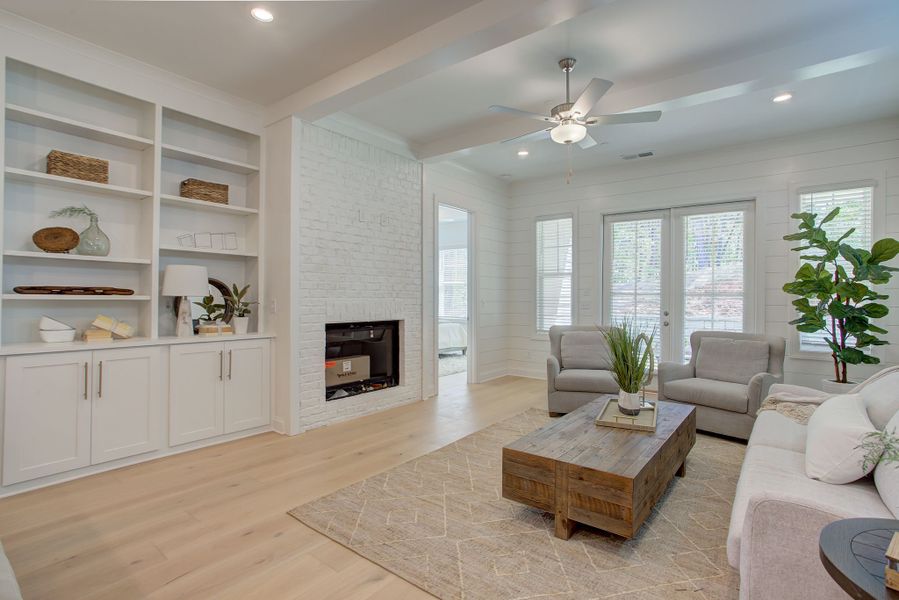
[13,286,134,296]
[595,396,657,432]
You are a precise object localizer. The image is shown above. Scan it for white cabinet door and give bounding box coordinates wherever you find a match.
[224,339,270,433]
[3,352,92,485]
[91,347,162,464]
[169,343,224,446]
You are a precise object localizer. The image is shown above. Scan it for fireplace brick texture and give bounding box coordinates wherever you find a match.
[296,124,423,429]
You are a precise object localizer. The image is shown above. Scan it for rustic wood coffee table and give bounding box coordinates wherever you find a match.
[502,396,696,539]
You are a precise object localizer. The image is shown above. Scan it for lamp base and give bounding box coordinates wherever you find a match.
[175,296,194,337]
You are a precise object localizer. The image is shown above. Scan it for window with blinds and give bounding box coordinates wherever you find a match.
[438,247,468,320]
[536,217,573,331]
[797,186,873,353]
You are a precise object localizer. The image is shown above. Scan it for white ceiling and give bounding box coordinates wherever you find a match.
[0,0,480,104]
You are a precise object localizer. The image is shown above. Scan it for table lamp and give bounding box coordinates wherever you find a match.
[162,264,208,337]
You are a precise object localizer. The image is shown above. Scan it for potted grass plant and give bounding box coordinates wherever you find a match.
[602,319,656,415]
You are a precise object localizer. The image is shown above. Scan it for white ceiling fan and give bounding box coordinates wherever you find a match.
[489,58,661,149]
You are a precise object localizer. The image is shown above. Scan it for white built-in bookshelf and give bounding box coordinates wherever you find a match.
[0,59,264,347]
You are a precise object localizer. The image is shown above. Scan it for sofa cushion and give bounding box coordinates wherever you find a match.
[726,444,892,568]
[854,365,899,430]
[874,410,899,518]
[559,331,610,370]
[695,337,769,385]
[554,369,619,394]
[0,543,22,600]
[806,394,879,484]
[663,377,749,413]
[748,411,807,453]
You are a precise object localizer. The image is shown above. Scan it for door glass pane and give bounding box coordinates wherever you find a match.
[682,210,746,360]
[608,218,663,361]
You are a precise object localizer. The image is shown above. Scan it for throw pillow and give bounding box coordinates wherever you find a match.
[853,365,899,430]
[874,410,899,518]
[694,337,769,385]
[806,393,881,484]
[560,331,610,370]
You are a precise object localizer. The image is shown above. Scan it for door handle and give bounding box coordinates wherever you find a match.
[83,362,88,399]
[228,350,233,380]
[98,361,103,398]
[663,321,670,327]
[219,351,224,381]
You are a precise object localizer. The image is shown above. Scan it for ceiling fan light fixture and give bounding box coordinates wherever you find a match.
[550,120,587,144]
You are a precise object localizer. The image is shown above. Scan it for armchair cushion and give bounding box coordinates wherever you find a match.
[663,377,748,413]
[559,331,610,370]
[554,369,619,394]
[695,337,769,385]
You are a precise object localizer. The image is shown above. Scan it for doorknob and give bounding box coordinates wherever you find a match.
[663,321,670,327]
[663,310,670,317]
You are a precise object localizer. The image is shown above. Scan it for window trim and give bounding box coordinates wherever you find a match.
[535,213,576,335]
[786,177,884,361]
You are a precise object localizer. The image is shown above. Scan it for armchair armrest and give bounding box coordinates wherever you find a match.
[736,492,851,600]
[656,361,693,400]
[547,355,560,394]
[747,372,783,416]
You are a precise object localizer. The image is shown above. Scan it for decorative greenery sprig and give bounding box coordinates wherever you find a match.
[601,318,656,394]
[782,208,899,383]
[858,428,899,473]
[227,283,257,317]
[193,295,225,322]
[49,204,98,220]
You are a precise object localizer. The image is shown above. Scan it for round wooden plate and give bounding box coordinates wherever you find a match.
[32,227,79,253]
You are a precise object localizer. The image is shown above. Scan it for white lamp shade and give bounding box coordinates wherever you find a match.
[162,265,209,297]
[550,120,587,144]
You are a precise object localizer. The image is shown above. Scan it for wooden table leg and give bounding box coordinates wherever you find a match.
[554,462,575,539]
[676,460,686,477]
[555,514,575,540]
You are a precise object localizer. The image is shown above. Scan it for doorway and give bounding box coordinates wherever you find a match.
[437,204,471,382]
[602,201,755,363]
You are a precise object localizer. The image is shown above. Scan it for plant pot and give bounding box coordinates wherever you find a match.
[232,316,249,335]
[617,390,642,416]
[821,379,858,394]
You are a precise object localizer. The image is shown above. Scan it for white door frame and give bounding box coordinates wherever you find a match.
[434,201,478,386]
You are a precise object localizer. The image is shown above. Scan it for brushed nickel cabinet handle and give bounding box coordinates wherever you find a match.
[98,361,103,398]
[219,351,224,380]
[83,362,88,399]
[228,350,233,380]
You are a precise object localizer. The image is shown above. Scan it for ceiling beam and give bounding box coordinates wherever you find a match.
[265,0,618,124]
[415,12,899,160]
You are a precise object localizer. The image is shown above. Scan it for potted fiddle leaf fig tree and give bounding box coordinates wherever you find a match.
[782,208,899,391]
[602,319,656,415]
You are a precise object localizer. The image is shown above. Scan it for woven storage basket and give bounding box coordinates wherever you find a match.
[180,178,229,204]
[46,150,109,184]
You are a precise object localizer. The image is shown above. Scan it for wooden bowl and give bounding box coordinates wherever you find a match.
[32,227,79,253]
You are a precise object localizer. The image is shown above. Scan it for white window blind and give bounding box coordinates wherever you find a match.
[438,247,468,320]
[797,186,873,352]
[681,210,746,360]
[536,217,573,331]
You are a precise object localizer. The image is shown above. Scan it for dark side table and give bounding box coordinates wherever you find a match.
[819,518,899,600]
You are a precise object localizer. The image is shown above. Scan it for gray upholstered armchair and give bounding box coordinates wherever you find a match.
[547,325,619,415]
[657,331,785,439]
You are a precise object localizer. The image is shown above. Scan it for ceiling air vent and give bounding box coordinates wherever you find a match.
[621,151,654,160]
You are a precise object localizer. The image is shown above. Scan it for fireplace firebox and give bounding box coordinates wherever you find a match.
[325,321,400,400]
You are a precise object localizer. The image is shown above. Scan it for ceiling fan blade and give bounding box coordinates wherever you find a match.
[577,134,598,149]
[571,78,613,117]
[489,105,554,122]
[501,128,552,144]
[586,111,662,125]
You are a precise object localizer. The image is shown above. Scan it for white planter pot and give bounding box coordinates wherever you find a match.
[617,389,642,416]
[232,316,249,335]
[821,379,857,394]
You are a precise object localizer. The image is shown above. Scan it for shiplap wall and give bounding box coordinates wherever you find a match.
[423,163,511,397]
[506,117,899,388]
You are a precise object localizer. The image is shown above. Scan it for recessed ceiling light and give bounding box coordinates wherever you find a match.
[517,149,529,157]
[251,7,274,22]
[772,92,793,103]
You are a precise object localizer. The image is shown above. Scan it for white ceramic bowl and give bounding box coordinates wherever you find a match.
[39,315,75,331]
[39,329,77,343]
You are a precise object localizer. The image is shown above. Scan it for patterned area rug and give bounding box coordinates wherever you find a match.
[288,409,745,600]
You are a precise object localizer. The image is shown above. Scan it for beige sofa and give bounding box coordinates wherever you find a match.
[546,325,618,415]
[727,372,899,600]
[657,331,785,439]
[0,543,21,600]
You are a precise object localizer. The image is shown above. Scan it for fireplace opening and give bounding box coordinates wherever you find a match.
[325,320,400,400]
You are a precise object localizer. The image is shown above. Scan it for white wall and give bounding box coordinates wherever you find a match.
[423,162,511,396]
[507,117,899,388]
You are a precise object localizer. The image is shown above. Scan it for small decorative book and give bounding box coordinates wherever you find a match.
[887,532,899,591]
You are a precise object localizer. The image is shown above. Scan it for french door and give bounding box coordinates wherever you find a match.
[602,202,754,363]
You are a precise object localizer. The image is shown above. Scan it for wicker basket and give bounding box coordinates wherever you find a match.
[180,178,229,204]
[46,150,109,184]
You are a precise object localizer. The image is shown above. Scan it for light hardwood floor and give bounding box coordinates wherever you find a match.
[0,372,545,599]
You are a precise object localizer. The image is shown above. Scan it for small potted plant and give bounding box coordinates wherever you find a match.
[193,294,225,335]
[228,283,256,335]
[602,319,656,415]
